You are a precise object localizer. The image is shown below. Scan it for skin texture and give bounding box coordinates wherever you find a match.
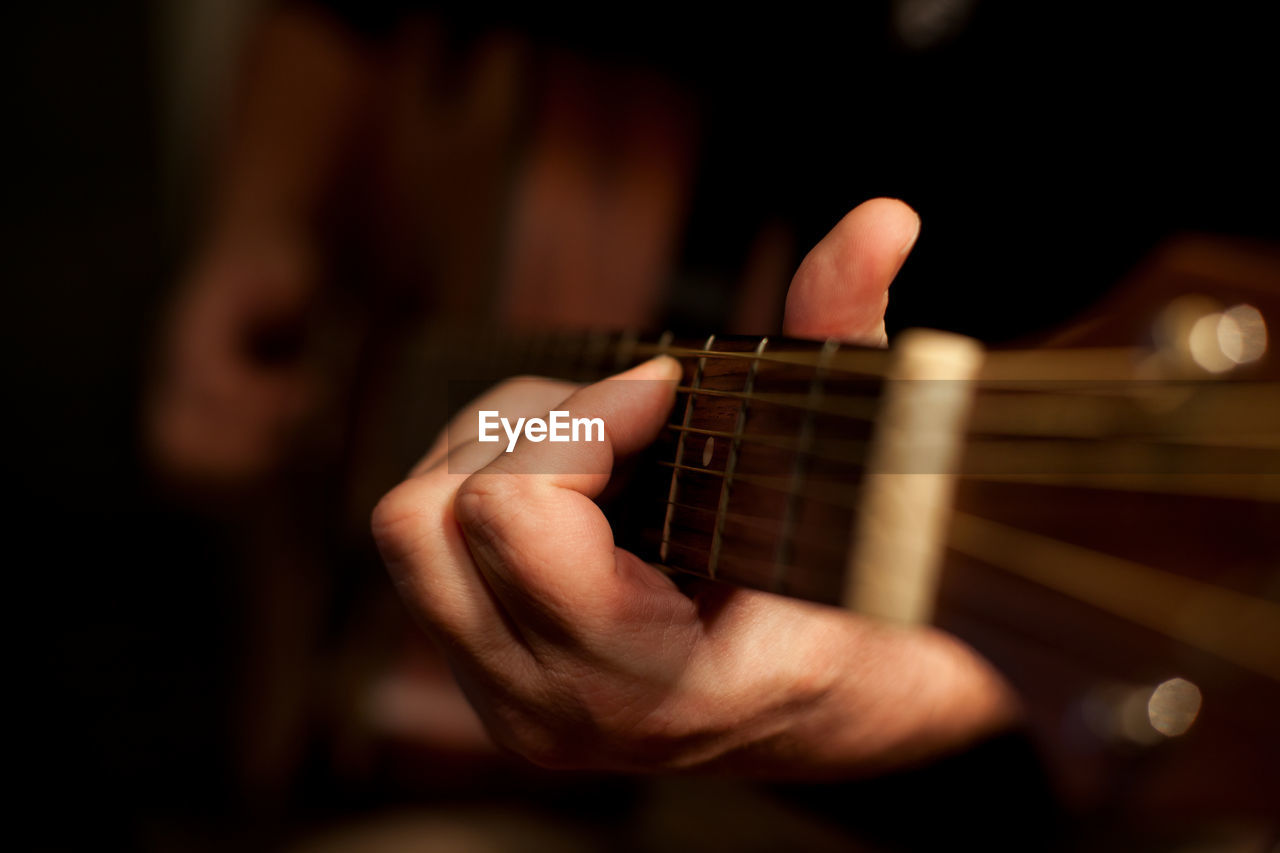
[372,198,1020,778]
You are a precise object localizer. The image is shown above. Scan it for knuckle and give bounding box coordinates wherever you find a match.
[370,478,441,561]
[370,483,414,547]
[452,471,523,539]
[478,698,579,769]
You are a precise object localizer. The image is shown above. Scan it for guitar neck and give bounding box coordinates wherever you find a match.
[366,324,1274,625]
[359,325,1279,675]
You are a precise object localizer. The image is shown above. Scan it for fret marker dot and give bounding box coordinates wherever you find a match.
[702,437,715,467]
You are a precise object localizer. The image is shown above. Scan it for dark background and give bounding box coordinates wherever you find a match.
[8,1,1276,847]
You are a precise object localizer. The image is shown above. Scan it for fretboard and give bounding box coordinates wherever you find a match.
[363,326,1279,631]
[625,334,883,605]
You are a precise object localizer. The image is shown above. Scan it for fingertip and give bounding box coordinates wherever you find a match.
[853,197,921,257]
[618,354,682,382]
[897,205,922,258]
[784,197,922,343]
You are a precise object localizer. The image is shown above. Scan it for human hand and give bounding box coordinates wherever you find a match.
[372,198,1018,777]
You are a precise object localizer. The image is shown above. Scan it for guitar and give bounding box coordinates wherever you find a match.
[327,235,1278,841]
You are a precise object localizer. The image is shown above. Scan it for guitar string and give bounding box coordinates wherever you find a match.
[429,330,1277,441]
[636,497,850,558]
[671,383,1280,435]
[654,459,862,509]
[656,457,1280,519]
[658,428,1280,502]
[645,496,848,550]
[630,340,1153,383]
[646,464,1280,638]
[948,512,1280,682]
[644,508,1280,682]
[421,332,1279,507]
[638,487,1280,588]
[665,421,1280,469]
[432,328,1157,385]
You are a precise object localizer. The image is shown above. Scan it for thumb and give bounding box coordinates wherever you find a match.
[783,198,921,345]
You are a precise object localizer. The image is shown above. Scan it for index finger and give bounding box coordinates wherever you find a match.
[451,356,687,635]
[412,377,581,477]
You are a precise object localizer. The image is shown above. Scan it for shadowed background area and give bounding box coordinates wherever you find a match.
[8,1,1277,849]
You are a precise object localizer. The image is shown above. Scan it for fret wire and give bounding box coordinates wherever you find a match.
[664,422,872,469]
[645,497,850,557]
[661,335,714,563]
[632,341,889,376]
[410,327,1274,433]
[636,341,1153,383]
[642,338,1278,403]
[660,496,798,532]
[708,337,768,578]
[674,384,880,420]
[409,324,1277,492]
[653,543,837,595]
[772,339,841,591]
[655,460,861,510]
[418,324,1148,383]
[656,537,847,568]
[665,423,743,440]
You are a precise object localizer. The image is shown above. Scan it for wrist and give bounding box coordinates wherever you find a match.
[815,619,1021,776]
[743,612,1021,781]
